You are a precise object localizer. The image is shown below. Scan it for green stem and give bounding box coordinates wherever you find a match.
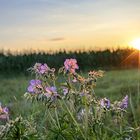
[55,107,61,129]
[84,96,89,138]
[48,110,59,129]
[130,94,138,127]
[119,112,123,135]
[62,100,86,140]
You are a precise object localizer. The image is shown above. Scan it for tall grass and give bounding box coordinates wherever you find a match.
[0,69,140,139]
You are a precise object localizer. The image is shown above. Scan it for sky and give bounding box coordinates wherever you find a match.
[0,0,140,52]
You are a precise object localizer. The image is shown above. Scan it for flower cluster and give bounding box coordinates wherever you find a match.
[0,102,9,121]
[33,63,48,74]
[88,70,104,78]
[26,59,129,110]
[27,79,42,94]
[62,87,69,96]
[27,80,60,101]
[120,95,128,109]
[23,58,131,139]
[32,63,55,75]
[64,58,79,73]
[100,98,110,109]
[45,86,59,100]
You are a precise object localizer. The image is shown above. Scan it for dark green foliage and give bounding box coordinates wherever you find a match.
[0,48,139,74]
[0,116,40,140]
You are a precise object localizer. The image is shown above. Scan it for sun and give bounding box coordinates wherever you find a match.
[130,38,140,50]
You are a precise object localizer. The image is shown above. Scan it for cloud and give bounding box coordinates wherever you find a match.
[49,37,65,41]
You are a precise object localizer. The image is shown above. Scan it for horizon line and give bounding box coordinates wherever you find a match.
[0,46,135,55]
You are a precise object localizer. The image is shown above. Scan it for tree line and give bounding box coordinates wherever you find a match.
[0,48,139,74]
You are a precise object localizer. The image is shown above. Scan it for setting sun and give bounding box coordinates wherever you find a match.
[130,38,140,50]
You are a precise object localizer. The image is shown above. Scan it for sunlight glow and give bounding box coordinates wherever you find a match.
[130,38,140,50]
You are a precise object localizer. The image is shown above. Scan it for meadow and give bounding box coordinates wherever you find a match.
[0,69,140,139]
[0,48,140,139]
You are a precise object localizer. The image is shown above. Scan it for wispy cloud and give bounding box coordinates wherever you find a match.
[49,37,65,41]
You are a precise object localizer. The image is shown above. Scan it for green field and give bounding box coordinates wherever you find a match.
[0,69,140,138]
[1,69,140,117]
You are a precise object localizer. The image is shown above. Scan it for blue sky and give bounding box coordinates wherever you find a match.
[0,0,140,52]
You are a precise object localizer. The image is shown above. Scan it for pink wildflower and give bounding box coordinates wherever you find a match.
[64,59,79,73]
